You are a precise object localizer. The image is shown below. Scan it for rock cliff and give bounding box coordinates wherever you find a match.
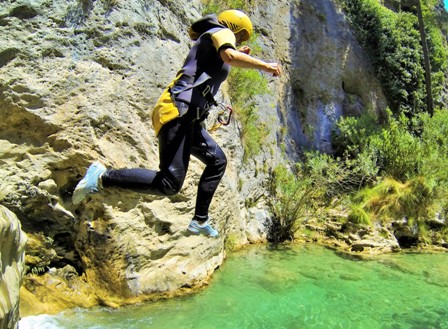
[0,0,387,316]
[0,206,27,329]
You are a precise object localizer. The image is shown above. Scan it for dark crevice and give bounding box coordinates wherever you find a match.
[0,48,20,68]
[10,5,39,20]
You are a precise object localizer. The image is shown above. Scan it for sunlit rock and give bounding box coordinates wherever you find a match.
[0,206,27,329]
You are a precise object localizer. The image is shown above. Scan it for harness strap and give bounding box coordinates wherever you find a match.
[171,72,218,107]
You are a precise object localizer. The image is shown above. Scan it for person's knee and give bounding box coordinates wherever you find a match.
[164,186,180,196]
[215,150,227,172]
[161,172,184,196]
[163,179,183,196]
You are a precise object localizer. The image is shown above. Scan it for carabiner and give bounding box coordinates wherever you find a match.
[217,103,233,126]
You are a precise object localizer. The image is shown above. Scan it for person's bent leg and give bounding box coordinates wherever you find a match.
[74,117,193,204]
[102,168,182,196]
[103,117,192,195]
[191,126,227,218]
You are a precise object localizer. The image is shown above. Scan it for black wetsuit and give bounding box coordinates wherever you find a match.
[102,15,235,221]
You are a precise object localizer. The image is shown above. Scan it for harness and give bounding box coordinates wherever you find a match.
[171,72,233,130]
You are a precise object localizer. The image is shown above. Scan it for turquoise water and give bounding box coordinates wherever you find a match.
[20,244,448,329]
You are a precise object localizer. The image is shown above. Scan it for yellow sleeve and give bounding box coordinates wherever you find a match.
[210,28,236,52]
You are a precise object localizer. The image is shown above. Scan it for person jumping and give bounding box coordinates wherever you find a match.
[72,10,282,238]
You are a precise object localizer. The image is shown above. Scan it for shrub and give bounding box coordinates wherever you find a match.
[348,176,436,227]
[266,165,321,242]
[369,112,422,181]
[334,109,423,181]
[268,107,448,242]
[333,108,448,238]
[419,109,448,183]
[299,151,372,197]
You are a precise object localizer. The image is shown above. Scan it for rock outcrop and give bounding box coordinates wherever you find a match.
[0,206,27,329]
[0,0,388,316]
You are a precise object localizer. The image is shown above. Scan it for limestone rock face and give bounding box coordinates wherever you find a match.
[0,0,388,315]
[276,0,387,154]
[0,206,27,329]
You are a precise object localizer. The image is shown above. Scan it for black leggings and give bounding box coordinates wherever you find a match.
[102,114,227,219]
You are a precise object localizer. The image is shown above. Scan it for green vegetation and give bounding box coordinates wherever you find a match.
[266,154,349,242]
[338,109,448,236]
[269,108,448,245]
[224,233,239,252]
[338,0,448,116]
[351,177,435,223]
[227,67,270,161]
[202,0,253,14]
[266,165,319,242]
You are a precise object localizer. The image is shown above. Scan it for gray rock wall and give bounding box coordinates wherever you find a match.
[0,0,388,315]
[278,0,387,154]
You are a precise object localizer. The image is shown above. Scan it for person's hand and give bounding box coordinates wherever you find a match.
[265,63,282,77]
[238,46,251,55]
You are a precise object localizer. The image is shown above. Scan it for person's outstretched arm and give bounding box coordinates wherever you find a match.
[219,47,282,77]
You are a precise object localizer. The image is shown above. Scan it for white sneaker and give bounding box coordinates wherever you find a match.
[187,218,219,238]
[72,161,106,205]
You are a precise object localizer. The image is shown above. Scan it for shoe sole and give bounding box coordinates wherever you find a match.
[187,227,200,235]
[187,226,218,238]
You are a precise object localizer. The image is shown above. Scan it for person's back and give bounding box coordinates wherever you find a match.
[175,15,234,110]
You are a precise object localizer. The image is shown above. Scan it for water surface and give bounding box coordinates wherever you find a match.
[20,244,448,329]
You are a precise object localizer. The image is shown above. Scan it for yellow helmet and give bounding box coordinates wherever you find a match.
[218,10,253,42]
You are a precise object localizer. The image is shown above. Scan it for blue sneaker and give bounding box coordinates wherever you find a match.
[72,161,107,205]
[187,218,219,238]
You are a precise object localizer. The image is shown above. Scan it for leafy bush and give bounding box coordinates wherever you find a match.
[267,149,378,241]
[419,109,448,183]
[422,2,448,106]
[335,108,448,183]
[299,151,375,197]
[369,113,422,181]
[335,109,422,181]
[269,105,448,242]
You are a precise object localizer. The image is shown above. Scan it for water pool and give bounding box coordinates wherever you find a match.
[20,244,448,329]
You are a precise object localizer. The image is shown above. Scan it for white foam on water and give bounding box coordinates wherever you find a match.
[19,314,61,329]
